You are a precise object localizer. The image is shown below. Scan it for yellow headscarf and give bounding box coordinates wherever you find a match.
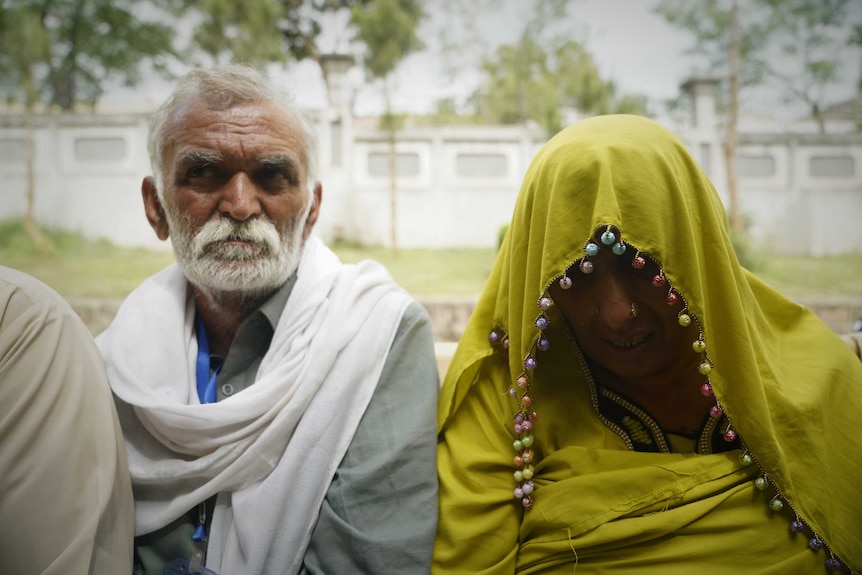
[437,115,861,570]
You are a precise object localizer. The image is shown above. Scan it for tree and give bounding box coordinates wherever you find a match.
[192,0,287,65]
[189,1,372,95]
[470,8,648,136]
[349,0,425,254]
[0,0,184,111]
[0,0,185,246]
[656,0,857,234]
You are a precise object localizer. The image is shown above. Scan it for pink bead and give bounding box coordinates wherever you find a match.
[514,423,524,434]
[667,291,679,305]
[700,382,713,396]
[514,412,525,424]
[522,481,534,495]
[632,255,646,269]
[724,428,737,442]
[710,405,723,418]
[580,260,594,274]
[652,275,666,287]
[521,496,533,508]
[522,420,533,432]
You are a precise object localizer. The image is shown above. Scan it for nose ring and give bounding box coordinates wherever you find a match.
[630,302,639,318]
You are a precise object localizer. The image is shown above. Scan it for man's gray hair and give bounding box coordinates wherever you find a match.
[147,64,319,198]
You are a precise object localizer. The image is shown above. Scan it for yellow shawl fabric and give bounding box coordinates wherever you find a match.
[434,115,862,574]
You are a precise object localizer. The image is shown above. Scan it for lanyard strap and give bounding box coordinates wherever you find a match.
[194,314,220,405]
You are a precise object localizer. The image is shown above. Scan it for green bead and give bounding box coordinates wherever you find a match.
[513,470,523,482]
[678,313,691,327]
[755,477,768,490]
[513,440,523,451]
[522,466,534,480]
[697,361,712,375]
[692,340,707,353]
[521,435,534,448]
[739,453,752,466]
[769,497,784,511]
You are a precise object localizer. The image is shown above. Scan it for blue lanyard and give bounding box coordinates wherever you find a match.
[194,315,220,405]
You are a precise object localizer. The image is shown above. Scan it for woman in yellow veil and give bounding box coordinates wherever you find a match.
[434,115,861,574]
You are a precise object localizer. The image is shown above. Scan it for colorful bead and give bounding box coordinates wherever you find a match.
[739,453,752,466]
[522,449,534,463]
[502,337,510,349]
[521,481,534,495]
[678,313,691,327]
[535,316,549,330]
[601,230,616,245]
[585,242,600,256]
[513,439,523,451]
[514,470,523,481]
[517,375,529,388]
[559,276,572,290]
[514,487,524,499]
[539,297,552,310]
[723,428,737,441]
[652,274,666,287]
[809,537,824,551]
[700,382,713,396]
[826,556,842,570]
[522,420,533,431]
[580,260,594,274]
[538,337,549,351]
[522,466,534,479]
[692,340,707,353]
[521,435,534,447]
[710,405,723,418]
[508,387,517,398]
[769,496,784,511]
[755,476,768,490]
[698,361,712,375]
[525,357,537,370]
[666,291,679,305]
[790,519,805,533]
[632,255,646,269]
[489,330,500,343]
[521,496,533,508]
[513,424,524,435]
[612,242,626,255]
[521,395,533,408]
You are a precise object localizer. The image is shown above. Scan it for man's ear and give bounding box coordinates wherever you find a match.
[142,176,170,241]
[302,182,323,240]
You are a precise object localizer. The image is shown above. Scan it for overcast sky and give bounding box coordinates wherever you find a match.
[101,0,862,119]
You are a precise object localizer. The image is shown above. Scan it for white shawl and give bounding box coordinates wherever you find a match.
[97,236,410,575]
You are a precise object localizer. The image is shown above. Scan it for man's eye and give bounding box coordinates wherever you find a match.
[258,168,298,186]
[188,166,216,178]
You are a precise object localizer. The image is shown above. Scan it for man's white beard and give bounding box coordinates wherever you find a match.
[166,201,311,299]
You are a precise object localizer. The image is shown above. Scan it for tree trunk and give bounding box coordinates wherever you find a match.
[23,105,48,249]
[726,0,742,234]
[384,79,398,257]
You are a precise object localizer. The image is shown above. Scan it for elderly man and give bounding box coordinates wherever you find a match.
[97,65,439,574]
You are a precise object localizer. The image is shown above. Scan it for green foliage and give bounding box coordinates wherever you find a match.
[193,0,287,64]
[498,224,509,251]
[468,4,648,136]
[0,0,184,110]
[350,0,425,80]
[728,227,766,272]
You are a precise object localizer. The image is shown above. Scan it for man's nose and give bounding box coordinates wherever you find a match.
[219,173,261,221]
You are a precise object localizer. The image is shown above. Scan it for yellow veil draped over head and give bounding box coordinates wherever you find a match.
[436,115,861,573]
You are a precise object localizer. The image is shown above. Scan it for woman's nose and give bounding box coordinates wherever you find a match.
[593,269,635,329]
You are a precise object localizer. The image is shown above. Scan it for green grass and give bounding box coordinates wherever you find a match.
[1,220,860,302]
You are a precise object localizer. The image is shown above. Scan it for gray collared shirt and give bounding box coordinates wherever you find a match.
[134,274,439,574]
